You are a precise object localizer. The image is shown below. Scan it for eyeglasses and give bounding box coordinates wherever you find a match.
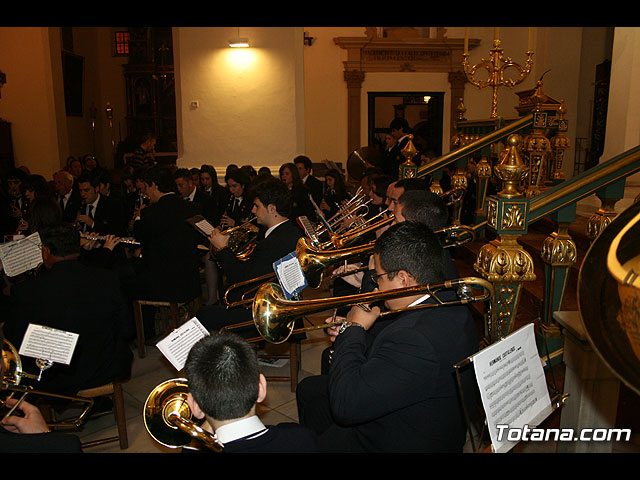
[369,269,399,287]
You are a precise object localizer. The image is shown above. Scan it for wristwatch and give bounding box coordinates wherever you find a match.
[338,321,364,335]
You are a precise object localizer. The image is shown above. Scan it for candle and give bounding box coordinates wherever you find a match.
[464,27,469,54]
[494,27,500,41]
[528,27,534,52]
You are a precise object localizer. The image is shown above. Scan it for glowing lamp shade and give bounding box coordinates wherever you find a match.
[229,37,250,48]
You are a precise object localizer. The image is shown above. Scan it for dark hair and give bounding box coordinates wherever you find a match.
[324,168,347,195]
[77,171,100,188]
[373,221,444,285]
[184,333,260,421]
[389,117,411,133]
[173,168,193,182]
[144,166,177,193]
[253,177,292,218]
[23,174,51,197]
[200,165,219,184]
[293,155,312,171]
[395,177,429,192]
[28,196,63,233]
[40,222,81,257]
[398,190,449,230]
[370,174,395,199]
[279,162,301,185]
[225,168,250,187]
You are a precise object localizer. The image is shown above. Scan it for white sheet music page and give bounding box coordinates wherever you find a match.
[0,232,43,277]
[472,323,552,453]
[19,324,79,365]
[273,252,307,299]
[155,317,210,371]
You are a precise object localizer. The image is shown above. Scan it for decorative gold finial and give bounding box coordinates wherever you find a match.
[494,134,527,198]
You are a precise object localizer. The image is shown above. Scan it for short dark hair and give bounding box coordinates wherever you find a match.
[184,333,260,421]
[144,166,177,193]
[77,172,100,188]
[293,155,312,171]
[374,221,444,285]
[389,117,411,133]
[398,190,449,230]
[370,174,395,198]
[253,177,292,218]
[173,168,193,182]
[395,177,429,192]
[40,223,81,257]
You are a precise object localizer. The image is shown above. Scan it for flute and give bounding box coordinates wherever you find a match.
[79,231,141,246]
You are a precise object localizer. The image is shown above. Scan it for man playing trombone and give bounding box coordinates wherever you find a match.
[296,221,479,453]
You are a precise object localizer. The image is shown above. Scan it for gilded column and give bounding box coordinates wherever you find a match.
[474,134,536,343]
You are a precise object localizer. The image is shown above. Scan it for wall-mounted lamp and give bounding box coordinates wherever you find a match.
[303,32,315,46]
[229,37,250,48]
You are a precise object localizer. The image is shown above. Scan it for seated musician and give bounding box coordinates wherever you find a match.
[183,332,317,453]
[296,221,479,453]
[2,223,134,397]
[196,177,303,334]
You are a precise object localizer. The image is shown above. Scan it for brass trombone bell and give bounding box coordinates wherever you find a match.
[251,276,495,344]
[143,378,223,452]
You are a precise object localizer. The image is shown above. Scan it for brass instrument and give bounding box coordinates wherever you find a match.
[220,276,493,343]
[143,378,223,452]
[314,187,373,238]
[223,223,477,308]
[79,232,141,246]
[246,276,494,344]
[209,216,259,261]
[1,339,94,428]
[318,209,394,250]
[579,201,640,395]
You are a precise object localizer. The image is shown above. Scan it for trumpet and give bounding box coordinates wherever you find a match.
[1,339,94,428]
[143,378,223,452]
[314,187,373,238]
[244,276,494,344]
[209,216,259,261]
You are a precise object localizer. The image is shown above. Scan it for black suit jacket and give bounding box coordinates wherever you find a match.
[382,135,414,178]
[131,193,202,302]
[59,189,82,223]
[3,260,134,396]
[323,295,478,453]
[222,194,253,227]
[216,219,303,297]
[303,175,324,206]
[82,194,126,236]
[192,189,221,226]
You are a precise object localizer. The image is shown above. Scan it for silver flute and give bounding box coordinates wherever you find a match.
[80,232,141,246]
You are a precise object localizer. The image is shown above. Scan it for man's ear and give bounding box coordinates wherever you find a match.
[267,203,278,216]
[186,393,205,420]
[397,269,415,287]
[256,373,268,404]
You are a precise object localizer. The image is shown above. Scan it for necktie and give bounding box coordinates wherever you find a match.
[232,198,239,213]
[84,205,93,232]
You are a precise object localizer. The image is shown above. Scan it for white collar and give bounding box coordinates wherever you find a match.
[408,292,431,307]
[215,415,268,444]
[301,174,309,183]
[186,187,197,202]
[264,218,287,238]
[88,194,100,211]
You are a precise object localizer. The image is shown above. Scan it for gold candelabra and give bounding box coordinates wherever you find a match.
[462,28,535,118]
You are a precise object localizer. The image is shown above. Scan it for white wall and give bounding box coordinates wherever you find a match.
[173,27,305,175]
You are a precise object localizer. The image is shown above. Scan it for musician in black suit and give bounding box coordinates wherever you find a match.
[125,167,203,338]
[220,168,253,229]
[53,170,82,224]
[183,332,317,453]
[2,223,134,397]
[75,172,126,236]
[382,117,415,178]
[294,155,323,206]
[174,168,220,225]
[296,221,479,452]
[196,178,303,334]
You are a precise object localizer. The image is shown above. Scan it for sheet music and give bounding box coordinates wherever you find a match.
[472,323,552,453]
[0,232,43,277]
[195,218,215,236]
[19,324,79,365]
[273,252,307,299]
[155,318,210,371]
